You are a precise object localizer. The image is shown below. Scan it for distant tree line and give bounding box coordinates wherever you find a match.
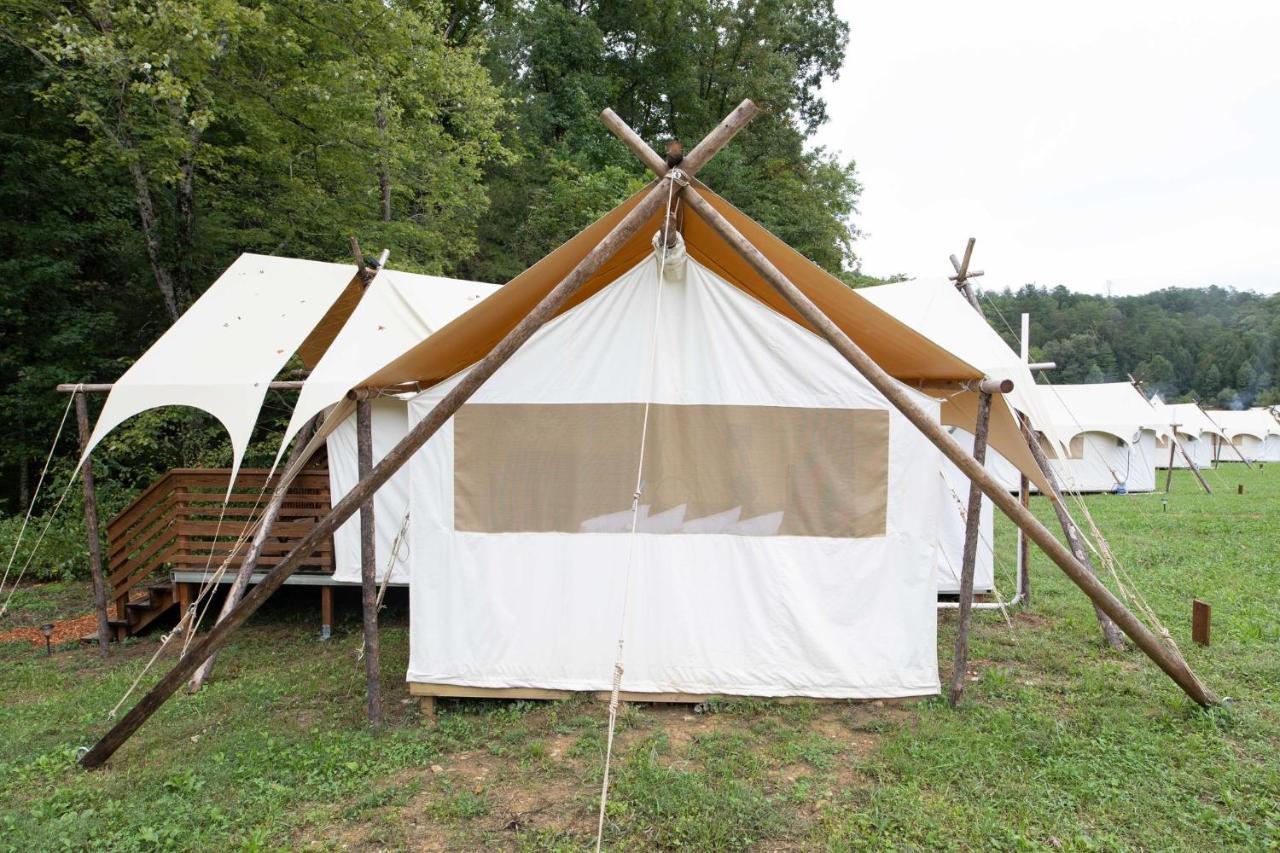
[980,285,1280,408]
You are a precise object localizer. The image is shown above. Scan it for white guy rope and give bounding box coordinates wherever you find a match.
[0,386,77,604]
[595,173,682,852]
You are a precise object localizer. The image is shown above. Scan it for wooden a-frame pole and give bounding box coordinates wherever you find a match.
[600,118,1213,706]
[950,240,1124,649]
[675,183,1211,703]
[78,101,759,770]
[949,390,992,705]
[356,398,383,728]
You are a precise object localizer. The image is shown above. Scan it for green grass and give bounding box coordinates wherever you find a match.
[1,466,1278,849]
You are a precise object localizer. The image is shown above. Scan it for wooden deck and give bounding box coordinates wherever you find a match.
[104,467,335,638]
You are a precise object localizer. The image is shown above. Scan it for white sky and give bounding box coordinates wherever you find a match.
[815,1,1280,295]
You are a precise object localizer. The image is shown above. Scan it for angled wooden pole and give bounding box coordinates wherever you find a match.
[76,99,764,768]
[1176,435,1213,494]
[950,390,992,705]
[1018,473,1031,605]
[356,398,383,728]
[187,416,318,692]
[1199,404,1252,468]
[74,391,111,656]
[675,183,1213,705]
[951,244,1123,646]
[1164,432,1177,492]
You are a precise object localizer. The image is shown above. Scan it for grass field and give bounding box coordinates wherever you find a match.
[2,465,1278,850]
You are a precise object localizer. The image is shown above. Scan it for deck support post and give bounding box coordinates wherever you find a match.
[950,391,993,705]
[74,391,112,656]
[356,398,384,728]
[320,586,333,641]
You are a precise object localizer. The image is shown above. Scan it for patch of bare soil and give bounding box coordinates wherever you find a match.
[0,612,98,647]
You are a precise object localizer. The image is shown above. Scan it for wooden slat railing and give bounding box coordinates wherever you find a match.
[105,468,334,617]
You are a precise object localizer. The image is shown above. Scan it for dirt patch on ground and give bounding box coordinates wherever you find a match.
[0,612,99,647]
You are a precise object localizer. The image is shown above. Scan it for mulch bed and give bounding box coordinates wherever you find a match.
[0,613,100,647]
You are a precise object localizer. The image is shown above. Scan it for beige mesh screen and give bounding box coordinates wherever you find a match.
[453,403,889,538]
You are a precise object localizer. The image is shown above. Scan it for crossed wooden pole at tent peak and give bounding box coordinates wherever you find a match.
[78,99,1216,771]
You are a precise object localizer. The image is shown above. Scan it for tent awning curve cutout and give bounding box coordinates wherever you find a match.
[81,254,359,484]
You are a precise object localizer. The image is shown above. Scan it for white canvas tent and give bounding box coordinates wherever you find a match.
[1205,409,1280,463]
[1151,399,1220,470]
[1035,383,1164,493]
[936,429,995,595]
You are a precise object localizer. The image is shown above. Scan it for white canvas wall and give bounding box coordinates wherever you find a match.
[405,253,944,699]
[1050,431,1158,493]
[936,429,995,595]
[327,398,412,583]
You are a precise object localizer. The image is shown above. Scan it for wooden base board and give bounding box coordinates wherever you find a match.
[407,682,918,707]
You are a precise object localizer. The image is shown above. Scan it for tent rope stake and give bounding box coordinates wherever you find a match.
[594,119,1216,707]
[76,100,758,771]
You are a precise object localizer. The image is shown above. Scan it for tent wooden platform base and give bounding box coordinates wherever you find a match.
[406,682,922,722]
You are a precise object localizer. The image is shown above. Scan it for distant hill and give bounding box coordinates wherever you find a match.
[977,284,1280,408]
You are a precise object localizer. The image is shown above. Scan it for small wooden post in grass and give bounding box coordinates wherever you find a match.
[1237,484,1244,495]
[950,390,993,705]
[357,397,384,729]
[1192,600,1211,646]
[74,390,112,656]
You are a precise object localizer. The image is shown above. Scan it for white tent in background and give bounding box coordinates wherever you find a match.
[855,277,1072,595]
[1206,408,1280,463]
[1151,399,1220,470]
[1035,383,1164,493]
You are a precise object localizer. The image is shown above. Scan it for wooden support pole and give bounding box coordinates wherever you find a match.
[74,392,111,656]
[78,147,706,769]
[950,390,993,706]
[187,417,318,692]
[176,582,192,643]
[356,398,383,728]
[58,381,306,394]
[1165,434,1177,493]
[1018,474,1030,606]
[1175,435,1213,495]
[677,184,1214,706]
[1018,419,1127,650]
[320,586,333,641]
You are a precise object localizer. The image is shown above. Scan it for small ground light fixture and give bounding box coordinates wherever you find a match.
[40,623,54,655]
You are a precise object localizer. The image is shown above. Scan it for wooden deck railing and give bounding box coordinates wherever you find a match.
[105,468,334,618]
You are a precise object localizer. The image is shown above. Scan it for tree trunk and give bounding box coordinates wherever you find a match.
[376,96,391,223]
[75,393,112,656]
[174,122,203,309]
[126,157,181,323]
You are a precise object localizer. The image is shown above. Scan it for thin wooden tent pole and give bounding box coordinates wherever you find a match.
[949,390,993,705]
[676,184,1213,704]
[1018,473,1031,605]
[186,416,318,692]
[1016,417,1126,649]
[1200,404,1252,468]
[1178,436,1213,494]
[77,157,725,769]
[74,391,111,656]
[57,381,307,394]
[356,398,383,728]
[1164,433,1176,492]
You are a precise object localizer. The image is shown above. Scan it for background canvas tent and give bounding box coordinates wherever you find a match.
[1034,383,1163,493]
[1205,409,1280,463]
[1152,399,1221,470]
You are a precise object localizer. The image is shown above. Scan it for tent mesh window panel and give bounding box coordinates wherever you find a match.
[453,403,889,538]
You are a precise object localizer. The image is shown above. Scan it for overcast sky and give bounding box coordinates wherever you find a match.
[815,1,1280,296]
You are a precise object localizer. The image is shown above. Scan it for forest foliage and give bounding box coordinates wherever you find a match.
[0,0,1275,521]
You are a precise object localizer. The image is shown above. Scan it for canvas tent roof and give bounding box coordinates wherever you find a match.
[361,181,1051,492]
[1204,408,1279,440]
[1034,382,1165,443]
[1152,399,1224,438]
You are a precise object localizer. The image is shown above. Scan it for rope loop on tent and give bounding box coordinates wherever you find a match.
[595,173,680,852]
